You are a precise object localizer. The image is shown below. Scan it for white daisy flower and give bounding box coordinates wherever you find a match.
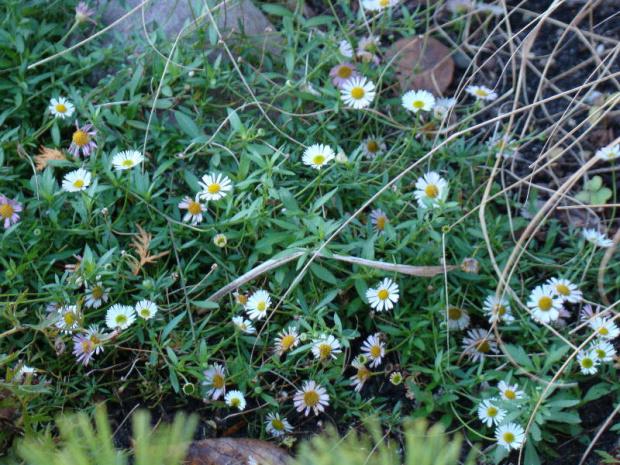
[349,358,371,392]
[135,300,158,320]
[273,326,300,356]
[178,195,207,225]
[402,89,436,114]
[62,168,92,192]
[340,77,376,109]
[462,328,498,362]
[362,0,397,10]
[369,208,389,235]
[577,351,600,375]
[198,173,233,201]
[293,380,329,416]
[358,35,381,53]
[414,171,448,208]
[234,291,248,308]
[14,364,37,382]
[366,278,399,311]
[245,289,271,320]
[443,305,470,330]
[311,334,342,361]
[546,277,583,304]
[477,398,506,427]
[85,324,107,355]
[582,228,614,248]
[55,305,82,333]
[591,340,616,362]
[105,304,136,330]
[225,390,246,410]
[389,371,404,385]
[588,316,620,340]
[487,134,519,159]
[84,282,110,309]
[433,97,456,119]
[266,412,293,436]
[339,39,353,58]
[361,136,386,159]
[595,144,620,161]
[466,85,498,101]
[361,333,385,368]
[49,97,75,119]
[203,363,227,400]
[302,144,335,169]
[213,233,227,247]
[498,380,525,401]
[111,150,144,170]
[482,295,514,324]
[232,316,256,334]
[526,284,563,324]
[495,423,526,451]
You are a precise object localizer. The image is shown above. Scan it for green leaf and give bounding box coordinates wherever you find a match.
[161,311,186,341]
[303,15,335,28]
[584,383,612,403]
[504,344,534,371]
[309,263,337,284]
[191,300,219,310]
[261,4,293,16]
[175,111,201,138]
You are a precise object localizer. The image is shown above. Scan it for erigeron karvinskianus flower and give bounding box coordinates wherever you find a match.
[266,412,293,436]
[84,282,110,308]
[361,333,385,367]
[498,380,525,401]
[477,398,506,427]
[273,327,300,356]
[203,363,227,400]
[234,291,248,308]
[232,316,256,334]
[62,168,92,192]
[293,380,329,416]
[198,173,233,201]
[72,333,101,366]
[349,358,371,392]
[462,328,498,362]
[402,90,436,114]
[369,208,389,235]
[69,121,98,157]
[13,364,37,382]
[302,144,335,169]
[112,150,144,170]
[311,334,342,361]
[55,305,82,333]
[487,134,519,159]
[495,423,526,451]
[340,77,376,109]
[443,305,470,330]
[366,278,399,311]
[433,97,456,119]
[339,39,353,58]
[213,233,227,247]
[482,295,514,324]
[105,304,136,330]
[48,97,75,119]
[362,0,397,11]
[361,136,386,159]
[389,372,404,385]
[526,284,563,324]
[329,63,359,88]
[75,1,97,24]
[245,289,271,320]
[588,316,620,340]
[414,171,448,208]
[546,277,583,304]
[0,195,22,229]
[135,300,158,320]
[178,195,207,225]
[465,85,498,101]
[577,351,599,375]
[591,340,616,362]
[225,390,246,411]
[595,144,620,161]
[582,228,613,248]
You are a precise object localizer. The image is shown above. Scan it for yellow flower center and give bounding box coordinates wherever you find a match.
[337,66,352,79]
[475,89,489,97]
[55,103,67,113]
[236,294,247,306]
[0,204,15,219]
[90,335,101,345]
[595,349,605,359]
[448,306,463,320]
[91,286,104,299]
[257,301,266,311]
[230,398,241,407]
[303,390,319,407]
[367,140,380,153]
[598,327,609,336]
[556,284,570,296]
[64,312,77,325]
[188,202,202,215]
[505,390,516,400]
[413,100,424,109]
[72,130,89,147]
[425,184,439,198]
[115,315,127,325]
[313,155,325,165]
[357,368,370,380]
[538,296,552,311]
[487,406,498,417]
[377,289,389,300]
[495,305,506,316]
[73,179,84,189]
[208,184,221,194]
[476,341,490,354]
[376,216,386,230]
[379,0,390,6]
[319,343,332,359]
[81,339,94,353]
[212,373,224,389]
[140,308,150,318]
[350,87,365,100]
[582,358,593,368]
[503,432,515,443]
[281,334,295,350]
[272,419,284,430]
[370,345,382,359]
[122,159,134,167]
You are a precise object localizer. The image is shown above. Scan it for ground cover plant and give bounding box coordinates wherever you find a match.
[1,0,619,464]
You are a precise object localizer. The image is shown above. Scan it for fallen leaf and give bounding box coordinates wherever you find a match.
[34,146,66,171]
[385,36,454,95]
[186,438,290,465]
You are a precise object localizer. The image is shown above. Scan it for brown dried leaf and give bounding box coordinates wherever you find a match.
[385,36,454,95]
[186,438,290,465]
[34,146,66,171]
[129,224,169,275]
